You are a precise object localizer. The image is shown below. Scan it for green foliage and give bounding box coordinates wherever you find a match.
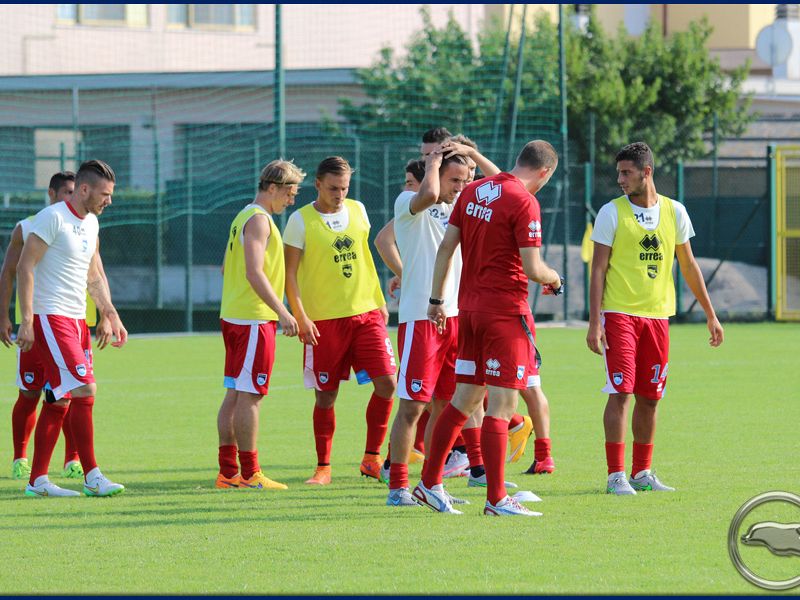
[338,6,754,168]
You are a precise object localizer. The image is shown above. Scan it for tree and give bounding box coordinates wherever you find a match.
[338,6,754,168]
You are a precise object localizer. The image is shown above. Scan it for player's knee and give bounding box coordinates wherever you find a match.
[373,376,396,398]
[19,389,41,400]
[71,383,97,397]
[315,390,337,409]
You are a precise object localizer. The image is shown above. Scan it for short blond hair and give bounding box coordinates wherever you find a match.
[259,159,306,190]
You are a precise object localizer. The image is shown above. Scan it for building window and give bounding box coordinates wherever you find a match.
[56,5,148,27]
[168,5,256,30]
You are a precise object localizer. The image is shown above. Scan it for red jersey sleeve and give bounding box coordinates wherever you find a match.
[514,194,543,248]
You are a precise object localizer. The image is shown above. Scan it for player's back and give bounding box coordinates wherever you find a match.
[450,172,541,316]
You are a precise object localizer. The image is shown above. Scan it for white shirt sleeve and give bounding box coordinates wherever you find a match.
[591,202,618,247]
[672,200,695,244]
[29,207,60,246]
[282,211,306,250]
[393,191,415,222]
[355,200,371,228]
[17,219,31,243]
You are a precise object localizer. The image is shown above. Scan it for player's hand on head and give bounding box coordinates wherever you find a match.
[708,317,724,347]
[0,315,13,347]
[387,275,401,299]
[440,141,470,159]
[15,321,34,353]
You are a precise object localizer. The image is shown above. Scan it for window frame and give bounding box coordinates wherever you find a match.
[167,4,257,32]
[56,4,149,28]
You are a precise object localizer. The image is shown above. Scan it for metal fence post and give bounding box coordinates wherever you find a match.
[583,161,592,319]
[559,5,570,321]
[185,141,194,333]
[675,159,684,315]
[354,136,361,200]
[154,138,163,309]
[768,144,777,318]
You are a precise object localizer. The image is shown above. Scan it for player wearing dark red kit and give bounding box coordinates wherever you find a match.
[413,140,563,516]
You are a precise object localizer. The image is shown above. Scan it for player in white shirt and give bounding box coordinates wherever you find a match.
[16,160,128,498]
[382,149,472,506]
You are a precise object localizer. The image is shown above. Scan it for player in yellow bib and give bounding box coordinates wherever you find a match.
[586,142,724,495]
[216,159,303,490]
[284,156,397,485]
[0,171,104,481]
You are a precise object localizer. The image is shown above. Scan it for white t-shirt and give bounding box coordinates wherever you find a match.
[28,202,98,318]
[394,191,461,323]
[591,197,695,247]
[283,201,370,250]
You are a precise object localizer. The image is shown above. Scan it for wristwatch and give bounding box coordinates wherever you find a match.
[429,297,445,305]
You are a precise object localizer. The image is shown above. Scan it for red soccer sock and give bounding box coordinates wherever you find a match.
[218,445,239,478]
[28,402,68,484]
[452,433,465,451]
[481,416,510,505]
[534,437,552,462]
[364,393,393,455]
[631,442,654,477]
[11,392,38,460]
[389,463,409,490]
[238,450,259,480]
[313,405,336,466]
[61,403,80,465]
[414,411,429,454]
[68,396,98,475]
[461,426,483,468]
[605,441,626,475]
[421,403,468,488]
[508,413,524,430]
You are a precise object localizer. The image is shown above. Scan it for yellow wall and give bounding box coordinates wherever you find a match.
[595,4,626,35]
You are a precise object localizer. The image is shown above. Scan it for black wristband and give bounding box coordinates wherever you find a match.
[551,277,565,296]
[429,297,445,305]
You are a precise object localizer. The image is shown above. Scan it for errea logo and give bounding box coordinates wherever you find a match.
[485,358,501,377]
[528,220,541,239]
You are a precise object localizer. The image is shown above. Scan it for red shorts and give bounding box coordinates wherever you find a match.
[602,312,670,400]
[397,317,458,402]
[17,345,46,392]
[221,320,276,396]
[33,315,94,400]
[455,311,540,390]
[303,309,396,392]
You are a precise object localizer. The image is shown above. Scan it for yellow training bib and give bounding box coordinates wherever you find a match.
[602,195,677,318]
[295,199,384,321]
[220,204,285,321]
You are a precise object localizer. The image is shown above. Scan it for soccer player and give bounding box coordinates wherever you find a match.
[586,142,724,495]
[284,156,396,485]
[216,159,303,490]
[414,140,563,516]
[384,150,471,506]
[403,159,425,193]
[16,159,127,497]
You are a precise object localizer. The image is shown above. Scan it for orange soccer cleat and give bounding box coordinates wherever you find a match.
[359,454,383,480]
[215,472,241,489]
[305,465,332,485]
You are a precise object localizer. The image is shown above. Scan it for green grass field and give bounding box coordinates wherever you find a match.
[0,322,798,594]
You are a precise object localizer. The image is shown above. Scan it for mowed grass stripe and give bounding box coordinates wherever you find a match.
[0,323,797,594]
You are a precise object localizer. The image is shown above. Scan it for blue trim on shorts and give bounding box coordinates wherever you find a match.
[223,376,236,389]
[355,369,372,385]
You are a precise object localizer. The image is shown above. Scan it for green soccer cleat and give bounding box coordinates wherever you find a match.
[62,460,84,479]
[11,458,31,480]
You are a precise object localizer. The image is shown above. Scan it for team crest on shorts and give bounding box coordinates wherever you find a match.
[516,365,525,380]
[256,373,268,386]
[319,372,329,384]
[24,372,34,384]
[410,379,423,393]
[612,372,624,386]
[76,364,87,377]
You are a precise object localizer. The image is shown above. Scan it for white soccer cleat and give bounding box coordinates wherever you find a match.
[467,472,519,489]
[386,487,419,507]
[379,463,390,486]
[83,468,125,497]
[443,488,470,505]
[24,476,80,498]
[442,450,469,478]
[484,495,542,517]
[606,471,637,495]
[411,481,463,514]
[629,469,675,492]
